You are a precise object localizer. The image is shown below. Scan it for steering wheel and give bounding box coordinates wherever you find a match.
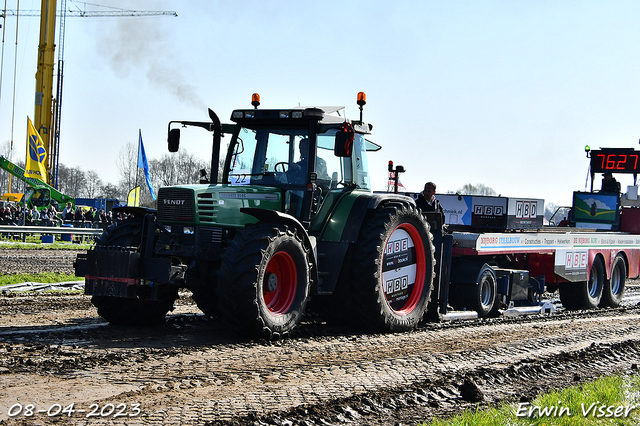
[274,162,289,173]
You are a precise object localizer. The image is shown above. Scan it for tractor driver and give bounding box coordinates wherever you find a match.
[287,138,329,184]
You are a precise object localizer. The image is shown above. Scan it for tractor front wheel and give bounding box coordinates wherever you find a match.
[217,223,311,340]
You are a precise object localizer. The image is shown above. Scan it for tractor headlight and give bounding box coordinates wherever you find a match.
[291,111,303,119]
[184,227,195,235]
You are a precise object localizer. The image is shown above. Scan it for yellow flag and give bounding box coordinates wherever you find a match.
[25,117,48,182]
[128,186,140,207]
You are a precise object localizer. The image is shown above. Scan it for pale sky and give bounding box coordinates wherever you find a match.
[1,0,639,207]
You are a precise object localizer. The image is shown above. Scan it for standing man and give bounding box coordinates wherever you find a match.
[416,181,443,214]
[601,172,621,193]
[62,202,73,222]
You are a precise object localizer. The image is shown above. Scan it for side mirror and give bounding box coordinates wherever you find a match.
[168,128,180,152]
[334,125,355,157]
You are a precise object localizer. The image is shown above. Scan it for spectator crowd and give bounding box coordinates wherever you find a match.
[0,201,123,228]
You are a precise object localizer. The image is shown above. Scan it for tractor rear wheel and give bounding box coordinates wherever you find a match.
[217,223,311,340]
[90,216,179,326]
[350,202,435,332]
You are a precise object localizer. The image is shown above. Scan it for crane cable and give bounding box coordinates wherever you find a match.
[8,0,19,194]
[9,0,18,163]
[0,0,6,109]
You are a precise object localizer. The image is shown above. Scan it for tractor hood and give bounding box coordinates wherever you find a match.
[157,184,282,228]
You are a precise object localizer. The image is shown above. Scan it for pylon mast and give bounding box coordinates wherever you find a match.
[33,0,57,184]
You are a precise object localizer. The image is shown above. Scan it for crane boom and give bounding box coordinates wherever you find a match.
[0,155,74,210]
[0,10,178,17]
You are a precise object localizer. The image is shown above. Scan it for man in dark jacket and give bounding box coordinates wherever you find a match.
[601,172,621,193]
[415,181,443,214]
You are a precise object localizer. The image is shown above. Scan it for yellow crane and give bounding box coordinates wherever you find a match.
[1,1,177,187]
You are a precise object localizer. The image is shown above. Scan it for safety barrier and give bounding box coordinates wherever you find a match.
[0,225,103,243]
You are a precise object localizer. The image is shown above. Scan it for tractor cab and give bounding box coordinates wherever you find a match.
[223,94,380,227]
[24,187,52,210]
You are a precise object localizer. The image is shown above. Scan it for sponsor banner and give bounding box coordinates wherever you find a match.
[437,194,472,226]
[473,233,640,252]
[554,248,588,281]
[382,228,417,309]
[470,196,507,228]
[506,198,544,229]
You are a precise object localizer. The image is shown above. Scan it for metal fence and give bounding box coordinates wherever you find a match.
[0,224,103,243]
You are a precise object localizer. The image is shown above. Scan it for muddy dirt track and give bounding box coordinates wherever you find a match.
[1,248,640,425]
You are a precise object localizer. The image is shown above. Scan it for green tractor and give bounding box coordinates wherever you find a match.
[77,93,435,339]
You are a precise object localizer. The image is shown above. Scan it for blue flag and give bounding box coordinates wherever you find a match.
[138,130,156,201]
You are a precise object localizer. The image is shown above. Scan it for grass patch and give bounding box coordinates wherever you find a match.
[421,374,640,426]
[0,272,80,286]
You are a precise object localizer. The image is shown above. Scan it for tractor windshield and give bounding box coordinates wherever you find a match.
[228,128,304,186]
[227,126,370,191]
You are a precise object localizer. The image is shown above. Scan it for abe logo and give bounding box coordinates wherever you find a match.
[516,201,537,219]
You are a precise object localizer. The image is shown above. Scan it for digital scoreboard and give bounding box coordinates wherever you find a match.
[590,148,640,174]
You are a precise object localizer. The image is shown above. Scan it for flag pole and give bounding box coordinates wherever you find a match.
[135,129,141,205]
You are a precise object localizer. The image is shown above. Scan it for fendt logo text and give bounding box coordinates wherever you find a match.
[163,199,185,206]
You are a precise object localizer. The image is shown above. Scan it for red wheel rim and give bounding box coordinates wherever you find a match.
[381,223,426,314]
[263,251,297,314]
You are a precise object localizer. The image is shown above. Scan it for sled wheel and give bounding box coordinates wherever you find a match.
[450,263,498,318]
[90,216,178,326]
[463,265,498,317]
[559,256,605,310]
[217,223,311,340]
[351,202,435,332]
[600,255,626,308]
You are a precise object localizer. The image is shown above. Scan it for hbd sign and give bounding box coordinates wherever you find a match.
[473,204,505,216]
[515,200,537,219]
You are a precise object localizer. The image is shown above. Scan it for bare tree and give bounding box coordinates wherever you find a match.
[454,183,497,196]
[0,141,28,195]
[85,170,103,198]
[117,141,138,197]
[58,164,88,197]
[150,149,207,190]
[98,183,121,199]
